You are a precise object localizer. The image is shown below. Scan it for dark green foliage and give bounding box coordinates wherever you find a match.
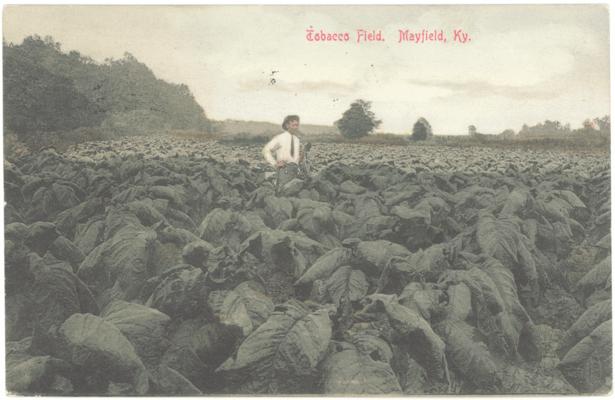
[4,40,103,136]
[591,115,610,134]
[499,129,516,137]
[322,343,402,394]
[4,138,610,395]
[334,99,381,139]
[3,35,210,141]
[519,120,571,137]
[411,117,433,141]
[519,117,610,137]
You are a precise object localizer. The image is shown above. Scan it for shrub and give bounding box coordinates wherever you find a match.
[411,117,433,141]
[335,99,381,139]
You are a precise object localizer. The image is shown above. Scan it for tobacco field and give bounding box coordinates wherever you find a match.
[4,136,611,395]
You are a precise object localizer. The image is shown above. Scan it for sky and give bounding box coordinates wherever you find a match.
[3,5,610,134]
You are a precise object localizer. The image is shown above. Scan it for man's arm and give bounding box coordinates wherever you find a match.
[262,136,280,166]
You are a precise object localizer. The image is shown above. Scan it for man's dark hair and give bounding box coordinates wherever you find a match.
[282,115,300,130]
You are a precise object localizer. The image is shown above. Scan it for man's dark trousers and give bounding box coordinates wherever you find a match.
[275,162,299,195]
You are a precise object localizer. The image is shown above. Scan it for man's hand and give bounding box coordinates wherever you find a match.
[276,160,286,169]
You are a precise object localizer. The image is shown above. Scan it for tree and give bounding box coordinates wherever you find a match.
[335,99,381,139]
[499,129,515,138]
[3,35,211,135]
[593,115,610,134]
[518,120,571,137]
[582,119,597,131]
[3,40,103,136]
[411,117,433,140]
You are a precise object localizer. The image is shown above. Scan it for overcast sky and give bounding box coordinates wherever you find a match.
[3,5,610,134]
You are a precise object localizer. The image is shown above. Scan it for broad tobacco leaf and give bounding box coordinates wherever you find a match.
[558,319,611,393]
[325,266,368,307]
[476,211,539,302]
[434,318,500,390]
[295,247,352,285]
[322,342,401,395]
[219,281,274,336]
[558,299,611,358]
[361,294,447,381]
[355,240,412,276]
[54,313,149,394]
[101,300,171,366]
[576,256,611,300]
[217,299,332,392]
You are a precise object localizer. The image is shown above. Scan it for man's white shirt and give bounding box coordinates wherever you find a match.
[262,131,301,166]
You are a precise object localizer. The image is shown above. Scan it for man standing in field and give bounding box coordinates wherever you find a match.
[262,115,305,193]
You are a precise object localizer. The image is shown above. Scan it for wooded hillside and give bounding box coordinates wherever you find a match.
[3,35,210,140]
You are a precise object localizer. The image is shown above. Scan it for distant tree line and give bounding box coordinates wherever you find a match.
[464,117,609,138]
[335,99,435,141]
[4,35,210,141]
[503,116,610,138]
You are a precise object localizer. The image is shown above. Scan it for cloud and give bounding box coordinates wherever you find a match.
[406,78,557,100]
[3,5,609,134]
[238,78,360,95]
